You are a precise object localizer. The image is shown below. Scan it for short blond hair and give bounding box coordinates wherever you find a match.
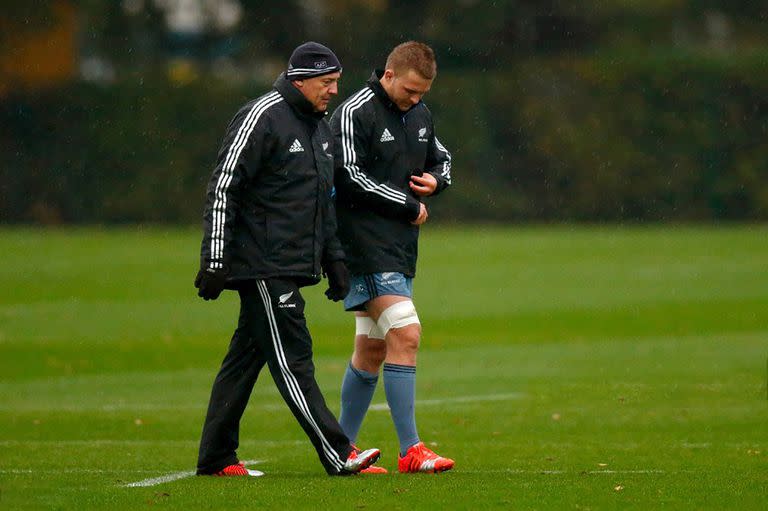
[385,41,436,79]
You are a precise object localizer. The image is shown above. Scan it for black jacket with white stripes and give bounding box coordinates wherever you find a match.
[329,70,452,277]
[199,73,344,287]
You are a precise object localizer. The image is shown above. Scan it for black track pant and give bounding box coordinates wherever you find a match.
[196,279,352,475]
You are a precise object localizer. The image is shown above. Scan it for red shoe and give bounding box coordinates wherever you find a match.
[343,447,381,473]
[350,444,387,474]
[214,461,263,477]
[360,465,388,474]
[398,442,454,473]
[215,462,248,476]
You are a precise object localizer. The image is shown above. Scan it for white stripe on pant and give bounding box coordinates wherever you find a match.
[196,280,350,475]
[255,280,344,472]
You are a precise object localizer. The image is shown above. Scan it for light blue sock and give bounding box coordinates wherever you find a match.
[339,362,379,443]
[383,363,419,456]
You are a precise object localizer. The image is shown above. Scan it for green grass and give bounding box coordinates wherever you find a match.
[1,225,767,509]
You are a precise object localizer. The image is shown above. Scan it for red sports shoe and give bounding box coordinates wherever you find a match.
[214,461,263,477]
[398,442,454,473]
[350,444,387,474]
[215,462,248,476]
[360,465,388,474]
[343,447,381,474]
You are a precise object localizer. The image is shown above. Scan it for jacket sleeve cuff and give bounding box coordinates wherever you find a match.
[425,170,449,196]
[403,196,421,221]
[201,258,230,273]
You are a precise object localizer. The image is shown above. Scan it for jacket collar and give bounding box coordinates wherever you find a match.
[273,72,326,122]
[367,69,403,113]
[367,69,421,114]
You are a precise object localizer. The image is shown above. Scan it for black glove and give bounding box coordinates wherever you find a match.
[323,259,350,302]
[194,267,228,301]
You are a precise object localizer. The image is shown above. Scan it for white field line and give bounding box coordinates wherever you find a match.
[0,467,688,477]
[1,439,760,451]
[475,469,669,475]
[0,404,206,412]
[124,459,264,488]
[369,392,524,411]
[0,392,525,412]
[124,470,195,487]
[588,470,666,474]
[1,469,163,474]
[264,469,682,476]
[0,439,304,447]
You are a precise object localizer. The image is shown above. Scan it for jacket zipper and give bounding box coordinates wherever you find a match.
[311,134,320,278]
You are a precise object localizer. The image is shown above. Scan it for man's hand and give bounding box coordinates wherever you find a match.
[411,202,428,225]
[409,172,437,196]
[194,267,228,301]
[323,259,350,301]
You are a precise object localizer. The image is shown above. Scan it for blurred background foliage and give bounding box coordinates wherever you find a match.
[1,0,767,223]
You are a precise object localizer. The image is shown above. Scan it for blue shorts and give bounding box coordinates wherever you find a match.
[343,272,414,311]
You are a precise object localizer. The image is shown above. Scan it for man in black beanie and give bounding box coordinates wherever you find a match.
[194,41,380,477]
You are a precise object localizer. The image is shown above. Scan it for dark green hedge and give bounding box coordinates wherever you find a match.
[499,50,768,221]
[1,75,251,223]
[2,50,767,223]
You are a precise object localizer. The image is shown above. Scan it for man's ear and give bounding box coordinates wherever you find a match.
[382,69,394,82]
[292,79,304,89]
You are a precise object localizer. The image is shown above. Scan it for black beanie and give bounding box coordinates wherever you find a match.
[286,41,342,80]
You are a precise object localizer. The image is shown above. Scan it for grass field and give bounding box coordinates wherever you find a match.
[1,225,767,509]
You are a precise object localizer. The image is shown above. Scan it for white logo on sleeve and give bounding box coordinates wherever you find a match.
[380,128,395,142]
[418,127,428,142]
[289,139,304,153]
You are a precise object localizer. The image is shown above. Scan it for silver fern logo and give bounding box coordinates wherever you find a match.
[380,272,403,285]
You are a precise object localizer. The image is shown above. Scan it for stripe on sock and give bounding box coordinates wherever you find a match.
[383,363,416,374]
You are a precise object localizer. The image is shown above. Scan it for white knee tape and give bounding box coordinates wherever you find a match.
[355,316,383,339]
[376,301,420,338]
